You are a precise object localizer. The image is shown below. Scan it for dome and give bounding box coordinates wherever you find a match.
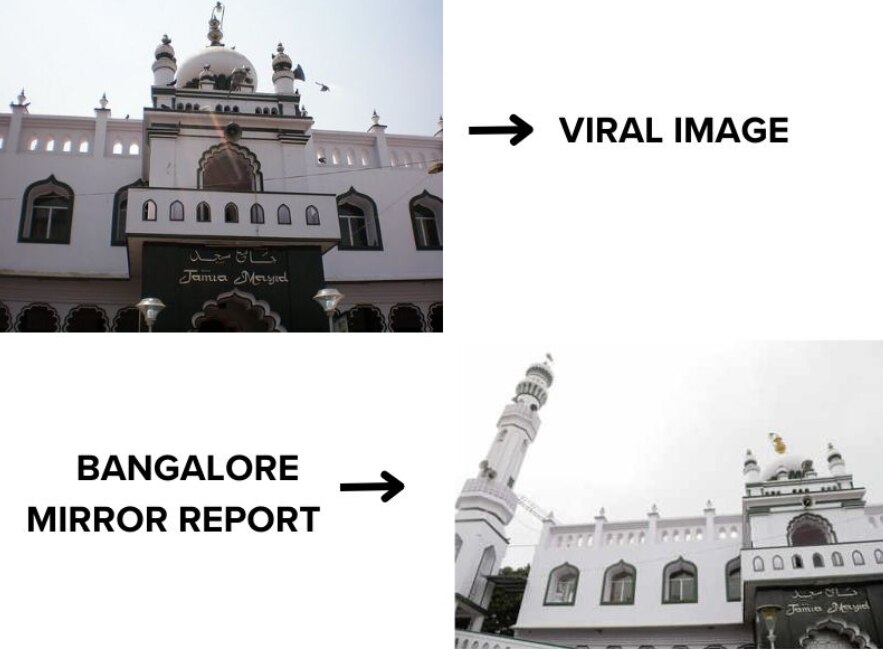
[176,46,258,89]
[762,452,814,481]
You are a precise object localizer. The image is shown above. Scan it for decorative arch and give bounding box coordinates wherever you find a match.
[345,305,385,332]
[544,562,578,606]
[772,555,784,570]
[169,200,185,222]
[16,303,59,332]
[64,305,109,332]
[389,304,425,332]
[410,190,442,250]
[112,307,141,332]
[337,187,383,250]
[797,617,878,649]
[19,175,75,244]
[726,557,742,601]
[0,301,10,332]
[788,513,837,546]
[197,142,263,192]
[111,179,145,245]
[601,560,636,604]
[833,551,844,567]
[429,303,442,332]
[190,289,285,332]
[662,556,698,603]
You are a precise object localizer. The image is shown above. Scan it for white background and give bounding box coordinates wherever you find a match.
[5,1,883,646]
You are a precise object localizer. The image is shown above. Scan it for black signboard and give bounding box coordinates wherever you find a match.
[756,583,883,648]
[141,243,327,332]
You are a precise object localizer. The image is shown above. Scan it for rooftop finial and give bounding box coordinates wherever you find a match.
[769,433,786,454]
[162,34,171,45]
[372,109,380,125]
[208,2,225,46]
[99,93,108,110]
[16,88,27,106]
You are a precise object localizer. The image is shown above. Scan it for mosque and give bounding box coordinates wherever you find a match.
[456,361,883,649]
[0,4,442,332]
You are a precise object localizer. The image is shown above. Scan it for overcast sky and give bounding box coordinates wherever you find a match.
[0,0,441,135]
[457,343,883,567]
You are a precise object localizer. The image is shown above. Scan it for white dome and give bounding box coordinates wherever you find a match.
[762,452,813,481]
[176,46,258,89]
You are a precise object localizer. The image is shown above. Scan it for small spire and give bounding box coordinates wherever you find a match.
[99,93,109,110]
[16,88,27,106]
[372,109,380,125]
[162,34,171,45]
[208,2,225,46]
[651,503,658,514]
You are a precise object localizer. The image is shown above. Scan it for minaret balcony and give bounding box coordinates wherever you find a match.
[457,477,519,512]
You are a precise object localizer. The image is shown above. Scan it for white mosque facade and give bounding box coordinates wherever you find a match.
[0,6,442,332]
[456,361,883,649]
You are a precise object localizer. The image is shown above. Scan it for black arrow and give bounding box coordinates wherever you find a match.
[468,114,534,146]
[340,470,405,503]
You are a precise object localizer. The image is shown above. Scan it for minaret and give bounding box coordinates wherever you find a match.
[827,442,846,476]
[455,357,553,631]
[152,35,177,87]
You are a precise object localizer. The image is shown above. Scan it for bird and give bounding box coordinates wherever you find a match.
[315,81,330,92]
[317,156,327,164]
[125,114,130,119]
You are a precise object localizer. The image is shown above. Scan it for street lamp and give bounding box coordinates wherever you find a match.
[136,297,166,333]
[757,604,782,649]
[312,287,343,332]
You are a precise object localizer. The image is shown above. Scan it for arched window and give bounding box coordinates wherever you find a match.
[277,204,292,225]
[853,550,865,566]
[198,143,263,192]
[111,180,143,245]
[752,556,764,572]
[544,563,578,605]
[112,307,141,332]
[663,557,697,603]
[787,514,836,546]
[345,305,385,332]
[875,549,883,564]
[250,204,264,224]
[129,142,140,155]
[337,188,382,250]
[64,306,108,332]
[16,304,59,332]
[62,139,72,153]
[112,141,123,155]
[832,551,844,567]
[79,139,90,153]
[410,191,442,250]
[389,304,424,332]
[142,200,157,222]
[601,561,636,604]
[170,200,185,222]
[429,303,442,332]
[224,203,239,223]
[305,205,320,226]
[792,554,804,569]
[455,534,462,560]
[197,202,211,223]
[469,546,496,604]
[772,555,784,570]
[19,175,74,244]
[813,553,824,568]
[726,558,741,601]
[45,138,55,152]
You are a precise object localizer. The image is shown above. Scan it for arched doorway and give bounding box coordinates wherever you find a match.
[805,631,859,649]
[190,289,285,332]
[798,617,877,649]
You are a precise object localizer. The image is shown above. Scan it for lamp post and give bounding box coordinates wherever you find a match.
[136,297,166,333]
[312,287,343,332]
[757,604,782,649]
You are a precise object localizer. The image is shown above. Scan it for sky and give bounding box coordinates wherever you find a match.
[456,343,883,567]
[0,0,441,135]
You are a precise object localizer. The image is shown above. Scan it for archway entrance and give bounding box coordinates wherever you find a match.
[806,631,859,649]
[190,289,285,332]
[798,617,877,649]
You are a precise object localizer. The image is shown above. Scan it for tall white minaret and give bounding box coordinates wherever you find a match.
[455,357,553,631]
[152,35,177,87]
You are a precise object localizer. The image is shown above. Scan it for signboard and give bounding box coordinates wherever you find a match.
[141,243,328,332]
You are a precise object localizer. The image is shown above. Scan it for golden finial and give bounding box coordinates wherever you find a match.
[769,433,786,454]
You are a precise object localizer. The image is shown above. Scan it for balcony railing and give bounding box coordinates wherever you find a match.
[455,630,569,649]
[126,187,340,251]
[459,478,519,511]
